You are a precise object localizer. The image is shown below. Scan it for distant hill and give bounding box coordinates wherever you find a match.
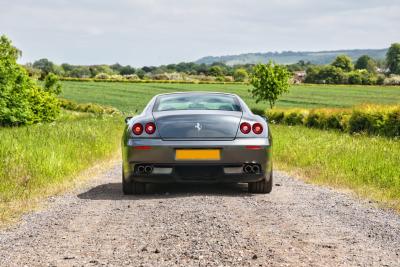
[195,48,388,65]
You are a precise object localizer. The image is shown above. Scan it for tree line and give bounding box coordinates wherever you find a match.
[304,43,400,85]
[24,43,400,85]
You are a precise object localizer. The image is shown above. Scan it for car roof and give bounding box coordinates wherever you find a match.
[155,91,239,98]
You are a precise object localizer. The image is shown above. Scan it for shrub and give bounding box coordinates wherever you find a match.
[283,111,305,125]
[224,76,234,82]
[44,73,62,95]
[123,74,139,80]
[0,35,60,126]
[305,65,347,84]
[376,75,385,85]
[266,105,400,138]
[266,110,285,124]
[215,76,225,82]
[384,75,400,85]
[233,68,249,82]
[305,109,345,130]
[348,71,363,84]
[95,73,111,79]
[58,98,120,115]
[383,107,400,137]
[250,107,266,117]
[318,66,347,84]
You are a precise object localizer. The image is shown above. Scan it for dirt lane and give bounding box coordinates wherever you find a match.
[0,164,399,266]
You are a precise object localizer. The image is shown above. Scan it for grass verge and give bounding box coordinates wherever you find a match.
[0,111,123,225]
[271,124,400,210]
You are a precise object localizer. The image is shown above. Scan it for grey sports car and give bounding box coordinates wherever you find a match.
[121,92,272,194]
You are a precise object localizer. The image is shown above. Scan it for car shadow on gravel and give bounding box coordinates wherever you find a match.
[77,182,249,200]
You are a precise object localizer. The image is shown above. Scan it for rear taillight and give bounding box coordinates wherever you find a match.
[132,123,143,135]
[145,122,156,134]
[240,122,251,134]
[252,123,263,134]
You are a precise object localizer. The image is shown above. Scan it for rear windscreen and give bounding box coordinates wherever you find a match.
[153,94,242,112]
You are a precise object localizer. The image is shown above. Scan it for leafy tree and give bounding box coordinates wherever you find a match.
[0,35,59,126]
[135,69,146,79]
[304,65,347,84]
[209,66,224,77]
[141,66,157,73]
[233,68,248,82]
[44,73,62,95]
[355,55,377,73]
[89,65,114,77]
[318,66,347,84]
[386,43,400,74]
[331,55,353,72]
[348,71,363,84]
[69,66,91,78]
[61,63,74,73]
[33,58,56,78]
[120,65,135,75]
[249,62,290,108]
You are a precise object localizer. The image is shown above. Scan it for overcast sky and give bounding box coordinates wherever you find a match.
[1,0,398,66]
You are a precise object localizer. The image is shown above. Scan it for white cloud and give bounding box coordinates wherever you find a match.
[0,0,398,66]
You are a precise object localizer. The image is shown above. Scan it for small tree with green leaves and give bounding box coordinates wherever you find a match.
[331,55,354,72]
[355,55,377,73]
[233,68,248,82]
[249,62,290,109]
[44,73,62,95]
[386,43,400,74]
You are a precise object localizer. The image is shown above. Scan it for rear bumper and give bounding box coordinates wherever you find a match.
[122,138,272,183]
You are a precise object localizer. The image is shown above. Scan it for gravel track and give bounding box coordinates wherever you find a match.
[0,163,399,266]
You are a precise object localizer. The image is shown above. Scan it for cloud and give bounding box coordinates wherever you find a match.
[0,0,398,66]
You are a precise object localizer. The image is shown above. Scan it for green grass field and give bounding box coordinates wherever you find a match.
[0,111,123,224]
[60,81,400,113]
[272,124,400,209]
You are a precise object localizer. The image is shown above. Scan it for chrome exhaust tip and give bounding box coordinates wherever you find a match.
[252,165,260,174]
[137,165,145,173]
[243,164,253,174]
[144,165,153,174]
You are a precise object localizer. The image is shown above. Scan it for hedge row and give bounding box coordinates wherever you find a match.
[59,77,246,85]
[253,105,400,138]
[59,98,120,115]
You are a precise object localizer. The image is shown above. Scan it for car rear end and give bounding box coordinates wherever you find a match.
[121,93,272,193]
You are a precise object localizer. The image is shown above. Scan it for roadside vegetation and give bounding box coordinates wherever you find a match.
[0,36,60,126]
[0,111,123,224]
[271,124,400,211]
[0,36,124,225]
[260,104,400,138]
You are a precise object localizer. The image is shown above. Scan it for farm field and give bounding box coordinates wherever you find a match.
[60,81,400,113]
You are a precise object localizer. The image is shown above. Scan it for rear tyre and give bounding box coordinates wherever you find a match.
[122,169,146,195]
[248,172,273,194]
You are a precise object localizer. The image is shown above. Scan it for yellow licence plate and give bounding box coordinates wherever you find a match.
[175,149,221,161]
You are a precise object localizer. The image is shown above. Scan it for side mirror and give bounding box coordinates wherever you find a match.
[125,116,133,123]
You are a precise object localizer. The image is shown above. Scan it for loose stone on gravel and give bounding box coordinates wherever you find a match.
[0,164,399,266]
